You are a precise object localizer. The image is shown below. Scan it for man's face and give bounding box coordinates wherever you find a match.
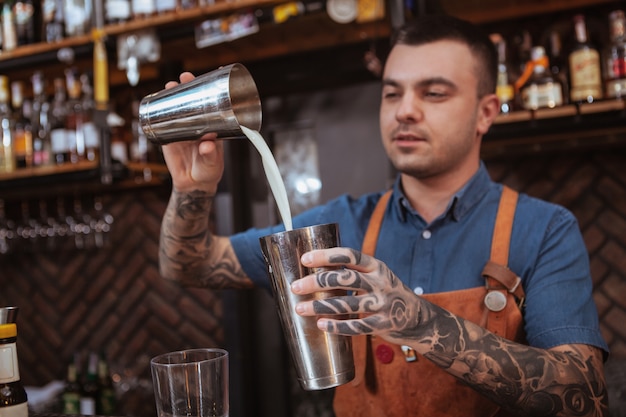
[380,40,493,180]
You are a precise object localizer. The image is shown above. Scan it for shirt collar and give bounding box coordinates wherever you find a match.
[391,162,492,223]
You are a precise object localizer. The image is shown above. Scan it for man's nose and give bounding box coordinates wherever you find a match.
[396,94,423,122]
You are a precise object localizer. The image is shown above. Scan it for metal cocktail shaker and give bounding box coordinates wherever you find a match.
[139,63,262,145]
[259,223,355,391]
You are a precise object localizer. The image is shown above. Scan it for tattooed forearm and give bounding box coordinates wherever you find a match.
[159,189,253,289]
[305,249,607,417]
[410,302,608,417]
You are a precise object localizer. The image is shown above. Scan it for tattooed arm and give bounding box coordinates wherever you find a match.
[292,248,608,417]
[159,188,253,289]
[158,71,253,290]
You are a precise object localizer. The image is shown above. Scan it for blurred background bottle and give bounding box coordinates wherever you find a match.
[548,30,569,104]
[2,0,18,52]
[97,354,117,415]
[520,46,563,110]
[0,76,15,173]
[11,81,33,169]
[62,359,81,415]
[0,323,28,417]
[491,33,515,114]
[50,77,69,165]
[13,0,36,45]
[41,0,65,42]
[568,14,603,103]
[31,71,53,167]
[604,9,626,98]
[80,352,99,415]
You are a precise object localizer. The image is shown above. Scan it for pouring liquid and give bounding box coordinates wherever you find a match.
[241,126,293,231]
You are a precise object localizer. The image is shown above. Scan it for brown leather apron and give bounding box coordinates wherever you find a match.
[333,186,526,417]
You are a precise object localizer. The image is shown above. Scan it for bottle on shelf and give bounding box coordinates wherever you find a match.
[13,0,36,45]
[2,0,19,52]
[520,46,564,110]
[0,76,15,174]
[568,14,603,103]
[131,0,156,19]
[105,0,131,23]
[0,323,28,417]
[80,73,99,162]
[604,9,626,99]
[62,359,81,415]
[548,30,569,104]
[65,68,88,164]
[64,0,92,37]
[41,0,65,42]
[80,352,100,415]
[50,77,69,165]
[155,0,177,14]
[31,71,53,167]
[96,354,117,415]
[491,33,515,114]
[11,81,34,169]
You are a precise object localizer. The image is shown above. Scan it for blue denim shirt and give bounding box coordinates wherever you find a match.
[231,163,609,353]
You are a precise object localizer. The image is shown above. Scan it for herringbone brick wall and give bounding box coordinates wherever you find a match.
[0,148,625,416]
[0,187,224,417]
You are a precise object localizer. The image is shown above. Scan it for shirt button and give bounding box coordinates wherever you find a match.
[413,286,424,295]
[422,230,432,239]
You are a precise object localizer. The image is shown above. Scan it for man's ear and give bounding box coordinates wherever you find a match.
[476,94,500,136]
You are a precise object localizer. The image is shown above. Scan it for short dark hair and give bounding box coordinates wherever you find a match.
[390,14,498,97]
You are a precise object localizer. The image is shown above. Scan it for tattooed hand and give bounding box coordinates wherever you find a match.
[292,247,423,344]
[292,247,609,417]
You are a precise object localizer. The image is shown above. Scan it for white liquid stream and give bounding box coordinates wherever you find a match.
[241,126,293,231]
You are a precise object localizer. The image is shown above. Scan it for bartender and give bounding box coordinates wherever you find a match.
[156,14,609,417]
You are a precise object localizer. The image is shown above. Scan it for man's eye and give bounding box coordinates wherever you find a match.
[383,91,400,99]
[425,90,446,98]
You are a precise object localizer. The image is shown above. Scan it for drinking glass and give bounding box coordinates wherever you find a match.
[151,348,229,417]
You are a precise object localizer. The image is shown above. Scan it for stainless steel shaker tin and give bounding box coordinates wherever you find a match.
[259,223,355,391]
[139,63,262,145]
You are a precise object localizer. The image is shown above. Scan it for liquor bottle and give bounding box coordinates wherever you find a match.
[65,68,87,163]
[80,73,99,161]
[131,0,156,18]
[96,355,116,415]
[41,0,65,42]
[2,0,18,52]
[491,33,515,114]
[80,352,99,415]
[155,0,177,14]
[0,323,28,417]
[50,77,69,165]
[11,81,33,169]
[13,0,36,45]
[521,46,563,110]
[64,0,92,37]
[548,30,569,104]
[0,76,15,173]
[604,10,626,98]
[568,14,603,103]
[31,71,52,167]
[105,0,131,23]
[62,361,81,414]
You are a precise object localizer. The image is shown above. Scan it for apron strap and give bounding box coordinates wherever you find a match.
[482,186,525,337]
[362,190,392,257]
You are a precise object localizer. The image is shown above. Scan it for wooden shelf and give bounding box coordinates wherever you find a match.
[483,99,626,158]
[0,0,284,62]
